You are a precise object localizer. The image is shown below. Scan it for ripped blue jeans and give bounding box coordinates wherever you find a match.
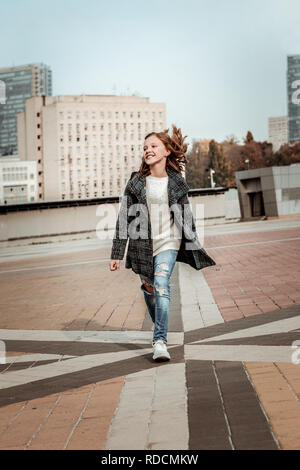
[139,249,178,345]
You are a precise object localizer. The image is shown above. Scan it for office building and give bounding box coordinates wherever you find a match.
[18,94,166,201]
[0,63,52,157]
[0,157,38,205]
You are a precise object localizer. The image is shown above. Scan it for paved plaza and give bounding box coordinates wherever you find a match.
[0,217,300,450]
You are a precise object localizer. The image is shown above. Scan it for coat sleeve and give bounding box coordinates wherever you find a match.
[110,182,134,260]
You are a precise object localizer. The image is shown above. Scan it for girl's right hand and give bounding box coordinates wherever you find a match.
[110,260,120,271]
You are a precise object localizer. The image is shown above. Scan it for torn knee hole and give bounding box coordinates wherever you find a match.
[155,271,167,277]
[158,263,169,270]
[155,286,166,296]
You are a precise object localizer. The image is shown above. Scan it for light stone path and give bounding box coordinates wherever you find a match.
[105,363,188,450]
[0,329,183,345]
[178,263,224,330]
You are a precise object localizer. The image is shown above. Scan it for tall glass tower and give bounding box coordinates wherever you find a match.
[0,63,52,157]
[287,54,300,143]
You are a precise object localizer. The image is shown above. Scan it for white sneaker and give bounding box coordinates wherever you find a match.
[152,340,171,362]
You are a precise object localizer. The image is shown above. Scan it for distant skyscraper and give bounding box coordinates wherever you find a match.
[268,116,288,151]
[287,55,300,143]
[0,63,52,157]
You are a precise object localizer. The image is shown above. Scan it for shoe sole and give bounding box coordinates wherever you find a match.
[153,354,171,362]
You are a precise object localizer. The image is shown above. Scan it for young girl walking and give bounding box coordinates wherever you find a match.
[109,125,216,362]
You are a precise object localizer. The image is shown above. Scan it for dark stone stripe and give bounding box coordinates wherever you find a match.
[0,345,184,408]
[186,360,232,450]
[185,303,300,344]
[200,331,300,346]
[142,263,183,332]
[214,361,278,450]
[1,340,148,357]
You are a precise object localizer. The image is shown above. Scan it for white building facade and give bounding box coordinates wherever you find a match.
[0,157,38,205]
[268,116,288,151]
[18,94,166,201]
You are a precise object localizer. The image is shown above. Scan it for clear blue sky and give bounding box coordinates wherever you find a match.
[1,0,300,146]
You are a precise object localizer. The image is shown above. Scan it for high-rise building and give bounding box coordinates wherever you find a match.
[18,94,166,201]
[268,116,288,151]
[0,63,52,157]
[287,55,300,143]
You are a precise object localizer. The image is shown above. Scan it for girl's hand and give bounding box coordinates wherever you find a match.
[110,260,120,271]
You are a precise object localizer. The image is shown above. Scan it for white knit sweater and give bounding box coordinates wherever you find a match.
[145,175,182,257]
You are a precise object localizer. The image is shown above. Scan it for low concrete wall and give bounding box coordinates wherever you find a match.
[0,189,241,242]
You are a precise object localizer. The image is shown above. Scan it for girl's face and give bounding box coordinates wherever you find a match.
[143,135,170,167]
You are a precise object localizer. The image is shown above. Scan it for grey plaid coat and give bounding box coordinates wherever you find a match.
[110,165,216,282]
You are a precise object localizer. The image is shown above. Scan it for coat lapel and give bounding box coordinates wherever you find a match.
[127,166,190,206]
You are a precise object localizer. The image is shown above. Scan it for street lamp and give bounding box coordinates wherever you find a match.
[205,168,216,188]
[245,159,250,170]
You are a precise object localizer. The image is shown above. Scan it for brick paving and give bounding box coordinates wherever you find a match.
[0,218,300,450]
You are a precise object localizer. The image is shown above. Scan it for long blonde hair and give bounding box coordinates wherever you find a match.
[138,124,188,177]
